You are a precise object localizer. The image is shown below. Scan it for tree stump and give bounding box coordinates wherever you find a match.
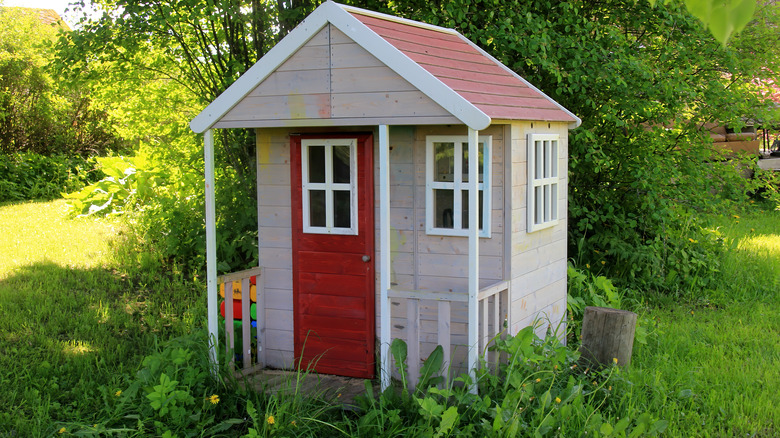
[579,306,637,367]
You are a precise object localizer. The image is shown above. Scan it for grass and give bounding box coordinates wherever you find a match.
[622,208,780,436]
[0,200,206,436]
[2,199,780,436]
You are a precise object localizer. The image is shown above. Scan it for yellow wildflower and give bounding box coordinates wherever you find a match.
[115,390,122,397]
[733,215,740,219]
[586,263,590,268]
[555,397,561,403]
[291,420,296,426]
[535,378,541,383]
[58,427,66,434]
[601,260,606,265]
[209,394,220,405]
[688,238,695,243]
[612,357,618,364]
[267,416,275,425]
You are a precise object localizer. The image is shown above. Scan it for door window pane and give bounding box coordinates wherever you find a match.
[461,142,485,183]
[309,190,326,227]
[333,190,351,228]
[308,146,325,183]
[434,189,454,228]
[332,145,351,184]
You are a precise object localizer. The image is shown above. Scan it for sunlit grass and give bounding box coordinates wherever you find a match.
[0,199,121,278]
[0,200,205,435]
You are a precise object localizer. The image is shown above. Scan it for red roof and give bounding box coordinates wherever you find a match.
[351,12,577,124]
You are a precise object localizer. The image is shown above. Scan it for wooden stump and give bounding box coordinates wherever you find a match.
[579,306,637,367]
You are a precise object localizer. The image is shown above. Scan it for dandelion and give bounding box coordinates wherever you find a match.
[586,263,590,268]
[535,378,541,383]
[608,386,612,391]
[690,310,694,315]
[291,420,296,426]
[555,397,561,403]
[115,390,122,397]
[267,416,275,425]
[58,427,66,434]
[337,393,342,398]
[733,215,740,219]
[688,238,695,243]
[209,394,220,405]
[553,365,558,370]
[600,261,606,265]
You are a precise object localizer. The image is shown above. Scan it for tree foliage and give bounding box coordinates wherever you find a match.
[0,7,123,156]
[60,0,780,289]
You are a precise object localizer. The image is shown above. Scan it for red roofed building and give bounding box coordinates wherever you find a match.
[191,1,580,390]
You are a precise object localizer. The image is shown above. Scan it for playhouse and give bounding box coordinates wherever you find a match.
[190,1,580,389]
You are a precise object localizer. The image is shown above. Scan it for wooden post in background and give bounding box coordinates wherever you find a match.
[579,306,637,367]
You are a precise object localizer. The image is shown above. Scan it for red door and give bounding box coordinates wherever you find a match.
[290,133,375,378]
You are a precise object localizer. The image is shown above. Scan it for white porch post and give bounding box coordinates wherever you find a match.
[467,127,480,394]
[379,125,391,390]
[204,129,219,374]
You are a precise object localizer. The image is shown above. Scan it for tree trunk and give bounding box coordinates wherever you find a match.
[579,306,637,367]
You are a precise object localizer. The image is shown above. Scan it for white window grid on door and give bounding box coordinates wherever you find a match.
[301,138,358,235]
[527,133,559,233]
[425,135,492,238]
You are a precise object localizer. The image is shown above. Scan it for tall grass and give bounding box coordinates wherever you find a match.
[0,200,206,435]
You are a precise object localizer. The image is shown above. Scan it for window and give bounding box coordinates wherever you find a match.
[426,135,492,237]
[301,138,357,235]
[527,133,560,232]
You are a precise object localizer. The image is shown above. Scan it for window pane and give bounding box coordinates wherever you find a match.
[434,142,455,182]
[434,189,454,228]
[534,186,542,225]
[551,141,558,178]
[461,142,485,183]
[551,183,558,220]
[461,190,484,230]
[308,146,325,183]
[535,141,543,179]
[309,190,326,227]
[543,184,550,222]
[332,145,351,184]
[333,190,351,228]
[544,140,551,178]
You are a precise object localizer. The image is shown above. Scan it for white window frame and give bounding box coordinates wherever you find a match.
[301,138,358,235]
[527,133,560,233]
[425,135,492,238]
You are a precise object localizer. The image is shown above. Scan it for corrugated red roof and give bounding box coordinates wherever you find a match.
[351,12,577,124]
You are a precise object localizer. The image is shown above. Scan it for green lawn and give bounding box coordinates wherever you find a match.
[0,200,205,435]
[1,200,779,436]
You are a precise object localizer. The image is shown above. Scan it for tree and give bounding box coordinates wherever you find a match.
[0,6,122,156]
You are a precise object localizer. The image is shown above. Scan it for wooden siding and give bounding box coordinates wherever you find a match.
[256,129,295,369]
[350,13,578,124]
[374,125,506,374]
[506,122,569,339]
[218,25,459,129]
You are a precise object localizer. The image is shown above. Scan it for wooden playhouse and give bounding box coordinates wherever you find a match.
[190,1,580,390]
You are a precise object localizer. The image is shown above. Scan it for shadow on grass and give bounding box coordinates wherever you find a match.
[0,261,206,435]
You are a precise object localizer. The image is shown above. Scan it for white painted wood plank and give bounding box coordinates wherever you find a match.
[217,266,263,285]
[407,298,420,390]
[277,45,330,71]
[257,163,291,185]
[331,91,451,119]
[205,130,219,372]
[263,288,294,312]
[241,277,251,368]
[257,269,266,367]
[214,116,463,129]
[264,329,294,351]
[388,288,469,302]
[258,227,292,249]
[262,268,293,290]
[222,94,331,122]
[330,41,385,69]
[467,127,479,394]
[258,247,293,270]
[331,66,416,94]
[249,69,331,97]
[259,206,291,228]
[225,281,235,370]
[438,301,451,378]
[379,123,392,391]
[417,253,502,279]
[481,298,488,353]
[258,185,291,207]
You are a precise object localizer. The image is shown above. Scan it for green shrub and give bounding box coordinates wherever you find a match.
[0,152,103,202]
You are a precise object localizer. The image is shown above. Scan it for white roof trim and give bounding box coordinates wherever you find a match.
[190,1,491,133]
[456,34,582,129]
[327,3,491,130]
[338,3,458,36]
[189,5,331,133]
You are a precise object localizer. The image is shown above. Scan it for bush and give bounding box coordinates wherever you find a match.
[0,152,103,202]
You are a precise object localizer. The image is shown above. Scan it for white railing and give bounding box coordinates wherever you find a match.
[388,280,509,388]
[218,267,264,373]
